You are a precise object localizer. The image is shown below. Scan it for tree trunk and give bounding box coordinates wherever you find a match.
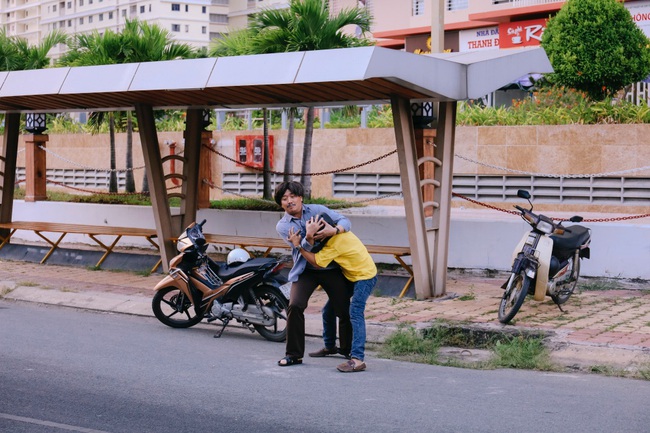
[300,106,315,199]
[125,112,135,193]
[109,113,118,193]
[262,108,272,200]
[283,108,295,183]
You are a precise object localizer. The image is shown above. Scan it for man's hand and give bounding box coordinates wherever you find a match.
[310,216,336,241]
[287,227,302,248]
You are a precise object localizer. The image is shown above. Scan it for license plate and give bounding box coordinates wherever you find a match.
[279,282,291,299]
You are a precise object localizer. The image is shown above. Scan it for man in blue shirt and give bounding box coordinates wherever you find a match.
[275,181,352,367]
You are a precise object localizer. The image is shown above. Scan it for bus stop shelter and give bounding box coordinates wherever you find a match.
[0,46,552,299]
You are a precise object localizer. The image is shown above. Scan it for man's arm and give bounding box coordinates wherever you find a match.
[288,227,321,268]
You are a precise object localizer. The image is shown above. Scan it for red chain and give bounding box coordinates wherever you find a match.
[204,144,397,176]
[452,192,650,222]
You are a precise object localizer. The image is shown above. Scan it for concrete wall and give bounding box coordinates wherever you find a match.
[9,201,650,279]
[12,124,650,214]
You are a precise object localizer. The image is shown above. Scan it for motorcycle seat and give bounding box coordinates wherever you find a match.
[550,224,591,250]
[217,257,276,280]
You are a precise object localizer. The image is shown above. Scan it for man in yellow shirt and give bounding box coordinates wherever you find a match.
[288,215,377,373]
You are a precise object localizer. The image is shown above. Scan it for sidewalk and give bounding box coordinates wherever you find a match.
[2,259,650,373]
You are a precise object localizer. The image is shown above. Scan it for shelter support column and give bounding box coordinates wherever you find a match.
[431,101,457,296]
[0,113,21,239]
[24,134,48,202]
[391,95,434,299]
[179,109,202,228]
[135,103,176,272]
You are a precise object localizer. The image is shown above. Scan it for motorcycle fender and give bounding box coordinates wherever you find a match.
[153,274,191,298]
[533,236,553,302]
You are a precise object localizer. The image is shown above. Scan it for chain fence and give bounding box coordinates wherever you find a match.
[18,143,650,221]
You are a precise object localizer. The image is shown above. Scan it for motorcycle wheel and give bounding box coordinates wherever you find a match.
[152,286,203,329]
[552,259,581,305]
[498,270,530,324]
[252,285,288,342]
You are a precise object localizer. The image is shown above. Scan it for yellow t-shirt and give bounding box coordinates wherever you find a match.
[314,232,377,282]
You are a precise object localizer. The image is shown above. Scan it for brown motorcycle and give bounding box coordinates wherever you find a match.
[152,220,289,342]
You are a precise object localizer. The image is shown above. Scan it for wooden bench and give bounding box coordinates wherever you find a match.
[203,233,414,297]
[0,221,161,272]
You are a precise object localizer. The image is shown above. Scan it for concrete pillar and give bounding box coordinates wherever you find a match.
[24,134,49,202]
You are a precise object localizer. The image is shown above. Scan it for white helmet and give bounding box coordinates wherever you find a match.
[227,248,250,265]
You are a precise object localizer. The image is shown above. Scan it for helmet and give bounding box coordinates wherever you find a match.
[227,248,250,265]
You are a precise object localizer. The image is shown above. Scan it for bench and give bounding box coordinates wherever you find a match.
[0,221,161,272]
[203,233,414,297]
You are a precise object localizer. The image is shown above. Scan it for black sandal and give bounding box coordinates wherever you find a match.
[278,356,303,367]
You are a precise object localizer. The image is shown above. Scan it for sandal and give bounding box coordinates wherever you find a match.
[278,356,303,367]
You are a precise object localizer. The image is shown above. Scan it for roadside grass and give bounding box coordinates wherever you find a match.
[379,324,554,371]
[578,277,622,291]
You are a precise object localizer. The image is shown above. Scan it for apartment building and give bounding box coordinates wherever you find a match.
[3,0,650,60]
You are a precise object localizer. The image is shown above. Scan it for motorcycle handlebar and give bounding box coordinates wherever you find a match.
[199,219,207,227]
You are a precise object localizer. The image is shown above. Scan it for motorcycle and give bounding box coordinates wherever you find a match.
[498,190,592,324]
[152,220,289,342]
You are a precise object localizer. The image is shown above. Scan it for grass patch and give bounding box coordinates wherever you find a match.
[490,337,553,370]
[14,187,360,212]
[17,281,39,287]
[380,324,554,371]
[579,278,622,291]
[458,291,476,301]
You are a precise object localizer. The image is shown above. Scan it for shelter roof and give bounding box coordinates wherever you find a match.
[0,46,552,113]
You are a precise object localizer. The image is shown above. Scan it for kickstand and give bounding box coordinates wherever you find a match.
[554,302,566,313]
[214,319,229,338]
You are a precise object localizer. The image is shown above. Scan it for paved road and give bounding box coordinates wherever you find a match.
[2,301,650,433]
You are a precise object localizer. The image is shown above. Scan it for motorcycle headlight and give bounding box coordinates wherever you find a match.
[536,219,554,234]
[177,234,193,252]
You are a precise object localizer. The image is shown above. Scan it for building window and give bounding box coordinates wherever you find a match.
[201,26,206,34]
[52,4,57,11]
[67,19,71,26]
[185,4,188,11]
[446,0,468,11]
[140,5,144,12]
[79,0,83,6]
[171,23,180,32]
[99,13,103,20]
[412,0,424,16]
[108,11,113,19]
[89,0,92,4]
[130,5,136,13]
[121,9,126,17]
[79,17,83,24]
[171,3,180,11]
[67,1,71,8]
[88,15,93,22]
[202,6,206,13]
[185,24,189,32]
[214,0,228,4]
[209,13,228,24]
[52,22,57,29]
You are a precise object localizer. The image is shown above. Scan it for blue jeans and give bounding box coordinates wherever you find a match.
[350,276,377,361]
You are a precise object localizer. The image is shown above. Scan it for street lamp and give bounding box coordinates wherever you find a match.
[410,101,435,129]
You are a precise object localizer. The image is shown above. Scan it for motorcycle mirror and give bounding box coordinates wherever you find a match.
[569,215,583,223]
[517,190,531,200]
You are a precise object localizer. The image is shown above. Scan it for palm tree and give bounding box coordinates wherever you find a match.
[211,0,372,198]
[59,19,195,193]
[0,29,66,72]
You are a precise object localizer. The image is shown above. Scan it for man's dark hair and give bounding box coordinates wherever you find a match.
[274,181,304,205]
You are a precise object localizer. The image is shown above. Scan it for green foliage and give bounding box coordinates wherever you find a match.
[457,85,650,125]
[542,0,650,100]
[367,105,394,128]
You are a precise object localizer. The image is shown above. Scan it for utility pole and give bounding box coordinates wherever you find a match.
[431,0,445,53]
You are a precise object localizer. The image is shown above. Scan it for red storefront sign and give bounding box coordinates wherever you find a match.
[499,18,548,49]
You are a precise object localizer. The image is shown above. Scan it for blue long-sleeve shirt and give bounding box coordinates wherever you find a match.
[276,204,351,282]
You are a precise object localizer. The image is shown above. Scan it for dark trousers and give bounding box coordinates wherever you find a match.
[285,268,352,359]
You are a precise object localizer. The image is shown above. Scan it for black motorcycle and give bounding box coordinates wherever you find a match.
[152,220,289,342]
